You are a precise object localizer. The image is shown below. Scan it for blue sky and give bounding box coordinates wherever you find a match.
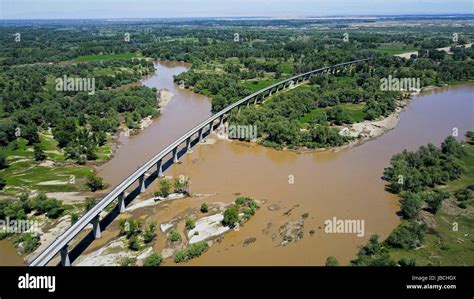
[1,0,472,19]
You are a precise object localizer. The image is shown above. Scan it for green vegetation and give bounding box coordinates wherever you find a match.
[325,256,340,266]
[143,252,162,266]
[74,52,140,62]
[86,174,105,192]
[200,202,208,213]
[120,257,136,266]
[168,229,181,242]
[222,196,259,227]
[376,43,418,55]
[155,178,171,198]
[360,134,474,266]
[185,217,195,230]
[174,241,209,263]
[84,197,98,212]
[143,222,157,244]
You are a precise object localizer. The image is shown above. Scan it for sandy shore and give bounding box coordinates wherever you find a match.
[157,88,174,108]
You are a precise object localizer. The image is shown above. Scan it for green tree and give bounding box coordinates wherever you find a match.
[168,229,181,242]
[0,174,6,190]
[84,197,98,212]
[400,192,422,219]
[143,222,157,243]
[174,176,190,194]
[156,178,171,198]
[143,252,162,266]
[185,217,195,230]
[325,256,340,266]
[33,143,46,161]
[200,202,209,213]
[87,174,105,192]
[222,205,240,227]
[0,154,8,169]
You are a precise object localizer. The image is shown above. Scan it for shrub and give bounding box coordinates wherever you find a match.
[398,258,416,266]
[143,222,157,243]
[174,176,190,194]
[155,178,171,198]
[200,203,208,213]
[143,253,162,266]
[128,235,140,251]
[86,174,105,192]
[16,233,40,254]
[70,213,79,224]
[84,197,98,212]
[325,256,339,266]
[384,221,426,249]
[400,192,422,220]
[454,189,471,201]
[174,241,208,263]
[169,229,181,242]
[0,174,6,191]
[120,257,136,266]
[33,143,47,161]
[185,217,195,230]
[222,205,239,227]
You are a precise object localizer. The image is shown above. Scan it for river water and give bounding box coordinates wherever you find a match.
[1,61,472,266]
[97,62,472,265]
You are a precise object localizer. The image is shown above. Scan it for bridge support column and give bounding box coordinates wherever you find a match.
[276,86,280,92]
[254,97,258,104]
[219,115,225,127]
[269,90,272,96]
[209,121,214,134]
[92,215,101,239]
[60,245,71,267]
[199,128,204,142]
[238,105,241,113]
[117,192,125,213]
[139,174,146,193]
[156,159,163,177]
[186,137,192,152]
[173,147,178,163]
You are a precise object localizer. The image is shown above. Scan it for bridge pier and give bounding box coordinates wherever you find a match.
[219,115,225,127]
[139,174,146,193]
[91,215,101,239]
[269,90,272,96]
[209,121,214,134]
[254,96,258,104]
[117,192,125,213]
[156,159,163,177]
[199,128,204,142]
[173,147,178,163]
[237,105,241,113]
[186,137,192,152]
[60,245,71,266]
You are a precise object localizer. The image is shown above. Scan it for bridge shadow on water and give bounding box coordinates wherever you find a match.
[64,128,211,265]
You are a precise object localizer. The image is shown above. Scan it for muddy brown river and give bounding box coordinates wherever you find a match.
[1,61,472,266]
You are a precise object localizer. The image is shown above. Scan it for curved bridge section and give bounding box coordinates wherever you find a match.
[29,58,370,266]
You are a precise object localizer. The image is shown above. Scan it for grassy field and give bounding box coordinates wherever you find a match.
[243,78,281,93]
[388,141,474,266]
[74,52,140,62]
[0,130,110,196]
[300,103,366,124]
[280,62,293,74]
[376,43,418,55]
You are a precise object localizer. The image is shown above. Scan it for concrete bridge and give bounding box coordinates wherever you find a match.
[29,58,370,266]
